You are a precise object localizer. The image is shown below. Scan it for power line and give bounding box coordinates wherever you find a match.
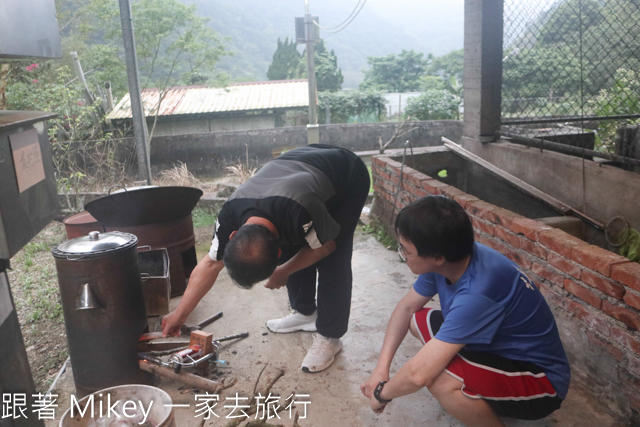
[313,0,362,30]
[314,0,367,33]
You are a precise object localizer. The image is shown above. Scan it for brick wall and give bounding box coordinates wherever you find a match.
[371,154,640,422]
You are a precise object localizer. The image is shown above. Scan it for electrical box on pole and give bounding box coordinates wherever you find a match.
[295,16,319,44]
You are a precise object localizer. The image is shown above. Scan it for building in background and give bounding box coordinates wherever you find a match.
[106,80,310,136]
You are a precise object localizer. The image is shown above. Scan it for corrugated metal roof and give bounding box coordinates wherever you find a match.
[106,80,310,120]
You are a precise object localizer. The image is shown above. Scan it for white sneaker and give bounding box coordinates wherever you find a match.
[301,333,343,373]
[266,310,317,333]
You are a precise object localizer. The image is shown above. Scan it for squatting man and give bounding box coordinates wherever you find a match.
[162,144,370,373]
[361,196,571,426]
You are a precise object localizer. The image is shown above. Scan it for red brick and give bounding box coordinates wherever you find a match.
[538,228,587,259]
[508,218,552,241]
[385,159,403,175]
[571,245,629,277]
[372,156,388,168]
[625,289,640,312]
[471,217,495,236]
[532,262,564,286]
[438,185,465,199]
[407,185,428,198]
[491,207,524,229]
[381,180,395,194]
[581,270,626,300]
[407,171,430,187]
[494,226,520,248]
[474,233,494,248]
[421,179,448,195]
[585,330,624,362]
[519,237,548,260]
[539,283,565,308]
[629,392,640,412]
[548,252,582,280]
[603,300,640,331]
[565,299,611,337]
[482,237,508,255]
[612,262,640,293]
[611,326,640,355]
[564,279,602,309]
[506,249,532,269]
[627,356,640,379]
[376,169,391,182]
[453,194,480,209]
[467,201,502,224]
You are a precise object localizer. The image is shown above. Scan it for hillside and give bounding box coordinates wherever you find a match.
[192,0,464,88]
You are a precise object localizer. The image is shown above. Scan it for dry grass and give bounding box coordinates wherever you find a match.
[7,222,69,392]
[225,162,256,184]
[156,162,201,187]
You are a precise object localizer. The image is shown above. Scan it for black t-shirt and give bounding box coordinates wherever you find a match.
[209,145,362,261]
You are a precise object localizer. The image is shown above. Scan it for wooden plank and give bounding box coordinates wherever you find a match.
[443,138,573,215]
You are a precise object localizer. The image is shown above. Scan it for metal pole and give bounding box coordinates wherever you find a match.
[499,131,640,167]
[104,81,114,111]
[304,4,317,125]
[118,0,152,184]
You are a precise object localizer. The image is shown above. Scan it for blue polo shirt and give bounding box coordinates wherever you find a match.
[413,242,571,399]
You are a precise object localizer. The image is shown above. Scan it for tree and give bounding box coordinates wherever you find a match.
[538,0,604,45]
[317,90,386,123]
[404,90,461,120]
[267,38,343,91]
[267,37,303,81]
[53,0,231,100]
[425,49,463,86]
[308,40,344,92]
[359,49,428,92]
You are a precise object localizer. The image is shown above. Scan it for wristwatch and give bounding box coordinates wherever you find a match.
[373,381,393,404]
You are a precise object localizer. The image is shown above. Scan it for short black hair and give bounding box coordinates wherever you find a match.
[395,195,474,262]
[223,224,279,289]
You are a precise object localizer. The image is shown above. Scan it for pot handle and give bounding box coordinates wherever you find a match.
[140,273,150,282]
[108,184,128,195]
[137,245,152,252]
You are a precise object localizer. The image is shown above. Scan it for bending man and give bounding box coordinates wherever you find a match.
[163,144,370,373]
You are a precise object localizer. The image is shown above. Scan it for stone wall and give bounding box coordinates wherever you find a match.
[371,154,640,424]
[147,120,463,174]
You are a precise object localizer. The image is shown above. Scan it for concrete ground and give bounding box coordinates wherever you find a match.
[51,230,619,427]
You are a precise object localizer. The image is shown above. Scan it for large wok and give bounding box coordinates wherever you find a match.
[85,186,203,227]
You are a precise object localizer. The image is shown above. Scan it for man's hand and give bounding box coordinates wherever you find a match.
[360,369,389,399]
[161,310,185,337]
[264,267,289,290]
[369,394,388,414]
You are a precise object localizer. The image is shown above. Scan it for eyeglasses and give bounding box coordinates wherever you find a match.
[397,244,417,262]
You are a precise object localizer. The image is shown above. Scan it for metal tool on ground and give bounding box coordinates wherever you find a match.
[138,331,249,354]
[140,342,219,374]
[138,358,228,394]
[180,311,223,336]
[167,341,220,373]
[213,332,250,342]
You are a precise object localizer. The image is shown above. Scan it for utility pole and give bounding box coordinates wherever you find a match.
[118,0,152,184]
[296,1,319,144]
[304,1,318,126]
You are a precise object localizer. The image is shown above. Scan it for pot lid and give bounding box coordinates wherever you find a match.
[52,231,138,257]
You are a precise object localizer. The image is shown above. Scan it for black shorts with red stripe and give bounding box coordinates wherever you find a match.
[413,307,564,420]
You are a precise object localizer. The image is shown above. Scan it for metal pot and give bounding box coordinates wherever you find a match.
[52,231,149,398]
[84,186,203,226]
